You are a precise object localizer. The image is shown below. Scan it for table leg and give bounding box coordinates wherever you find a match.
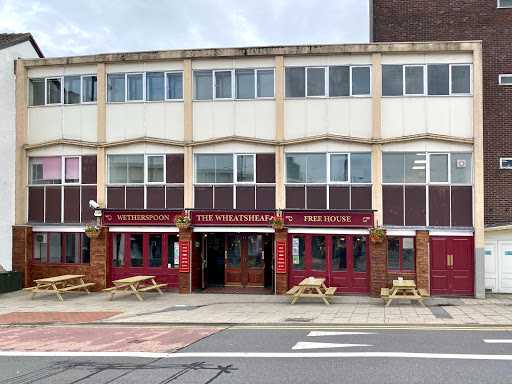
[129,284,144,302]
[151,279,164,295]
[80,278,91,295]
[316,287,330,306]
[29,284,39,300]
[52,284,64,302]
[290,287,304,305]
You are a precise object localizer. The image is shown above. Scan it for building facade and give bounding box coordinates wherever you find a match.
[0,33,43,271]
[12,41,483,297]
[372,0,512,293]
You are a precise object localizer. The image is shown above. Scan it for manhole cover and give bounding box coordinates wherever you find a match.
[284,318,313,323]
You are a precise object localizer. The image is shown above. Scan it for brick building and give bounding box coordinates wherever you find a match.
[371,0,512,293]
[12,41,483,297]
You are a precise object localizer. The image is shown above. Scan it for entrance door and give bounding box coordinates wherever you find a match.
[288,235,327,287]
[430,236,474,295]
[499,242,512,293]
[225,234,265,287]
[330,235,370,293]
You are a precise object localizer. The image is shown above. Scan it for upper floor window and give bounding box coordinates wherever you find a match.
[499,74,512,85]
[29,156,81,185]
[107,72,183,103]
[194,154,256,183]
[498,0,512,7]
[107,155,165,184]
[500,158,512,169]
[285,66,371,98]
[29,76,97,106]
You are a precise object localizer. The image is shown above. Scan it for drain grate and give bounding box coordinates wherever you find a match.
[129,340,147,344]
[284,318,313,323]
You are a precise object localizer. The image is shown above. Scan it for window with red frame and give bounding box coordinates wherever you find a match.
[387,236,415,271]
[33,232,91,264]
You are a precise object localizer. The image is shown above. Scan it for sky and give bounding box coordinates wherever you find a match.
[0,0,370,58]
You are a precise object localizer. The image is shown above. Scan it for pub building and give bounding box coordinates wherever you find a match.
[12,41,484,298]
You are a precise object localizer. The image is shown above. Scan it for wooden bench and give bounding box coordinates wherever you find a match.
[104,276,166,301]
[324,287,337,297]
[137,284,167,292]
[286,286,301,296]
[418,289,430,298]
[58,283,95,292]
[381,287,390,298]
[25,275,94,301]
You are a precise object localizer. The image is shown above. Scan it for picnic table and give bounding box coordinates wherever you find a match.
[286,277,337,306]
[103,276,166,302]
[381,279,430,308]
[23,275,95,301]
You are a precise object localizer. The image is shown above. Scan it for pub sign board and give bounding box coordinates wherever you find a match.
[282,210,373,228]
[102,210,182,226]
[179,241,190,273]
[190,210,275,227]
[276,241,287,274]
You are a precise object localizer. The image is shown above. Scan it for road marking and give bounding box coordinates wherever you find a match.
[232,325,512,331]
[484,339,512,343]
[3,351,512,361]
[307,331,376,337]
[292,342,372,349]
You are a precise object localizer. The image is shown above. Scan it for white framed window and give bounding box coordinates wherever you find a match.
[306,67,326,97]
[382,153,427,184]
[285,153,327,183]
[29,75,97,106]
[498,0,512,8]
[235,154,255,183]
[107,155,144,184]
[328,153,372,184]
[107,74,125,102]
[63,156,81,184]
[235,69,275,99]
[428,64,472,96]
[499,74,512,85]
[46,77,62,105]
[285,67,306,98]
[29,78,45,106]
[145,71,184,101]
[214,70,233,99]
[126,73,144,101]
[193,70,213,100]
[29,157,62,185]
[146,155,165,183]
[382,65,425,96]
[500,158,512,169]
[63,76,81,104]
[82,76,98,103]
[166,72,184,100]
[195,154,233,183]
[351,66,372,96]
[429,153,449,183]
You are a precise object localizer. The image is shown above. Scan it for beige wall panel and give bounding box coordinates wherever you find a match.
[106,143,146,155]
[381,53,426,64]
[106,104,127,141]
[284,100,306,139]
[63,106,82,140]
[426,53,473,64]
[81,105,97,142]
[125,104,145,139]
[27,108,46,144]
[328,55,372,65]
[193,142,275,154]
[164,103,185,141]
[213,101,234,138]
[427,98,450,135]
[145,103,167,139]
[193,102,214,141]
[284,56,327,66]
[424,140,473,152]
[381,98,403,139]
[349,98,372,138]
[63,65,97,75]
[306,99,328,136]
[403,97,426,136]
[285,140,371,153]
[145,61,184,71]
[45,107,63,141]
[382,140,429,152]
[254,100,276,140]
[449,97,473,138]
[106,63,145,73]
[234,57,275,68]
[28,146,97,157]
[145,143,184,154]
[235,101,256,138]
[192,59,233,70]
[327,99,350,136]
[28,67,63,78]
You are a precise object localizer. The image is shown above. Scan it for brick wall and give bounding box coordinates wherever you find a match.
[12,226,32,287]
[373,0,512,225]
[178,227,193,294]
[415,230,429,291]
[274,228,288,295]
[369,238,387,298]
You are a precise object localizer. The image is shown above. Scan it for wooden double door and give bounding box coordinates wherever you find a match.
[430,236,474,295]
[225,234,265,287]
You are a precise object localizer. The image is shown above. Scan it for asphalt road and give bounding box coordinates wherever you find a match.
[1,325,512,383]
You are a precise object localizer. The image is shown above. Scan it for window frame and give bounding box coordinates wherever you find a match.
[498,0,512,8]
[428,153,450,185]
[107,154,145,185]
[28,75,98,106]
[234,68,275,100]
[449,64,473,95]
[62,156,81,185]
[33,232,91,265]
[145,154,166,184]
[387,236,416,272]
[500,158,512,169]
[165,71,184,101]
[404,64,426,96]
[235,154,256,184]
[81,75,98,104]
[305,66,327,98]
[125,72,145,102]
[194,154,235,184]
[213,69,234,100]
[45,77,62,105]
[284,153,327,184]
[499,74,512,85]
[382,152,427,185]
[350,65,372,97]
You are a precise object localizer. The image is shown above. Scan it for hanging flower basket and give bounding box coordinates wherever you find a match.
[174,213,191,229]
[85,223,101,239]
[85,231,101,239]
[272,222,284,230]
[369,226,386,243]
[269,216,284,230]
[176,222,190,230]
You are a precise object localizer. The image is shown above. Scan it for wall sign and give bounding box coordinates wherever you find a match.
[276,241,287,274]
[282,210,373,228]
[190,210,275,227]
[179,241,190,273]
[102,210,181,226]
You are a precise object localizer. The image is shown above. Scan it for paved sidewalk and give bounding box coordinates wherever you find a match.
[1,290,512,325]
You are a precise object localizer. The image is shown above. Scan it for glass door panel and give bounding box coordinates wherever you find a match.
[292,235,306,271]
[113,234,125,267]
[353,236,367,272]
[227,235,241,268]
[332,236,347,271]
[148,234,162,268]
[130,234,143,267]
[247,235,262,268]
[311,235,326,271]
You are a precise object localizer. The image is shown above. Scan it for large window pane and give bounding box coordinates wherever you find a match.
[167,235,180,268]
[311,235,326,271]
[34,234,47,262]
[383,153,405,183]
[307,154,326,183]
[65,157,79,183]
[235,69,255,99]
[64,233,79,263]
[351,153,371,183]
[127,156,144,183]
[382,65,403,96]
[47,78,62,104]
[247,235,262,269]
[352,66,371,95]
[452,65,471,94]
[329,66,350,97]
[146,72,164,101]
[194,70,212,100]
[227,235,241,268]
[108,155,128,183]
[148,234,162,268]
[195,155,216,183]
[215,154,233,183]
[81,234,91,264]
[307,67,325,96]
[82,76,97,102]
[387,237,400,270]
[127,74,143,101]
[428,64,449,95]
[237,155,254,182]
[49,233,62,263]
[167,72,183,99]
[430,154,448,182]
[29,78,45,106]
[405,153,426,183]
[330,154,348,182]
[292,236,305,271]
[113,234,125,267]
[30,158,61,185]
[64,76,81,104]
[405,66,424,95]
[285,67,305,98]
[353,236,367,272]
[451,153,472,184]
[286,154,306,183]
[130,234,143,267]
[257,69,274,97]
[147,156,164,182]
[402,237,415,271]
[107,74,125,102]
[215,71,232,99]
[332,236,347,271]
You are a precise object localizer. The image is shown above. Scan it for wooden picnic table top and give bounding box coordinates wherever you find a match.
[112,276,157,284]
[298,278,326,287]
[392,279,416,289]
[35,275,86,283]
